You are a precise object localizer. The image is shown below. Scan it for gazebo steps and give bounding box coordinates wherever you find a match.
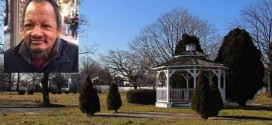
[171,102,190,107]
[156,102,190,108]
[156,102,172,108]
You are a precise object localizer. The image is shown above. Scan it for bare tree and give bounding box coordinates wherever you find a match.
[0,64,9,91]
[0,0,13,92]
[0,0,4,27]
[3,0,7,26]
[70,73,83,93]
[129,7,219,67]
[234,0,272,96]
[0,0,5,91]
[25,73,43,83]
[80,56,112,85]
[41,73,50,105]
[24,73,43,91]
[40,0,95,106]
[0,0,5,58]
[102,50,148,89]
[15,73,25,91]
[80,56,101,77]
[50,73,68,90]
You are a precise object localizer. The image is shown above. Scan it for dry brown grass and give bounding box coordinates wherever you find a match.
[0,92,272,125]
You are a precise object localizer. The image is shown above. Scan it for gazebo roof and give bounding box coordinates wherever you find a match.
[153,45,227,70]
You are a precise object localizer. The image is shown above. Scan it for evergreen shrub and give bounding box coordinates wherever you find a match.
[18,90,26,95]
[210,81,223,116]
[191,71,212,119]
[64,91,70,94]
[56,90,62,94]
[27,89,34,95]
[107,83,122,113]
[79,76,100,115]
[51,90,57,94]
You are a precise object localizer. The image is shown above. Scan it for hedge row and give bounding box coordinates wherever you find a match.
[18,90,34,95]
[27,90,34,95]
[51,90,73,94]
[126,89,156,105]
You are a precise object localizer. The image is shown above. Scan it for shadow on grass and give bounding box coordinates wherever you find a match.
[35,103,66,108]
[217,116,272,121]
[224,105,272,112]
[95,113,147,119]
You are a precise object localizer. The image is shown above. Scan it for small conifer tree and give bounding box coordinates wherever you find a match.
[79,76,100,116]
[107,83,122,113]
[191,71,212,119]
[210,80,223,116]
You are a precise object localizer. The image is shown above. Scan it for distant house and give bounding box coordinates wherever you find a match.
[114,76,124,86]
[122,77,132,87]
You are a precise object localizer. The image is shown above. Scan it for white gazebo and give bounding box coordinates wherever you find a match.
[153,44,228,108]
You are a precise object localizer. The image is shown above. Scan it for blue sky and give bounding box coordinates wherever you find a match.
[79,0,260,58]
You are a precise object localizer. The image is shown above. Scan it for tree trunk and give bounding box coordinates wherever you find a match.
[41,73,50,106]
[8,73,12,91]
[133,82,137,89]
[152,82,156,90]
[269,69,272,97]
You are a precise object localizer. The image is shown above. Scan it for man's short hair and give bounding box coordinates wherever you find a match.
[22,0,61,30]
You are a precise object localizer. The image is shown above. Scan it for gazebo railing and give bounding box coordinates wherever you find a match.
[156,88,194,102]
[170,89,193,102]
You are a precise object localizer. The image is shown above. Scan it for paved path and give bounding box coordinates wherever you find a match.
[0,107,71,114]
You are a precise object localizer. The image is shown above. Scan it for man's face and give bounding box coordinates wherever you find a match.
[23,1,60,55]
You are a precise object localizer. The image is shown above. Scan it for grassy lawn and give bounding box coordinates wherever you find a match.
[0,92,272,125]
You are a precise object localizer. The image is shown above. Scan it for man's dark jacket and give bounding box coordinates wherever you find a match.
[4,38,78,73]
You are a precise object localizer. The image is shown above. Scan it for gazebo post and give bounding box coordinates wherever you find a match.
[166,69,170,103]
[218,68,222,90]
[156,71,160,88]
[223,70,226,102]
[155,71,160,103]
[186,76,189,101]
[217,68,226,102]
[206,71,214,85]
[182,72,191,101]
[193,66,198,88]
